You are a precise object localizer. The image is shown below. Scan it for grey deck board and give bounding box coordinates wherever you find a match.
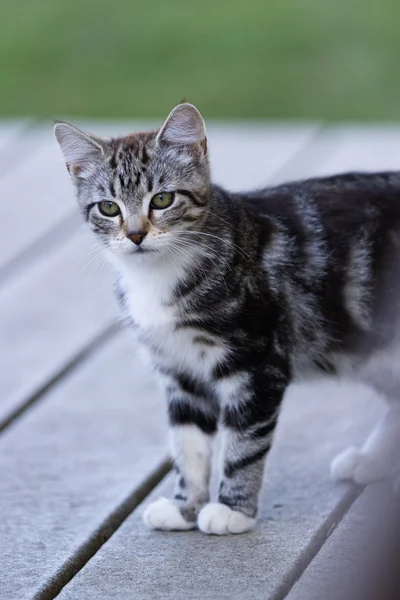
[0,120,34,178]
[270,124,400,182]
[0,331,168,600]
[1,124,398,599]
[0,123,317,281]
[0,136,73,276]
[58,381,383,600]
[200,123,318,190]
[0,120,30,153]
[317,124,400,174]
[306,124,400,178]
[0,230,117,428]
[286,481,400,600]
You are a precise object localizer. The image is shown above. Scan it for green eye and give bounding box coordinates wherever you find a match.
[150,192,174,210]
[98,201,121,217]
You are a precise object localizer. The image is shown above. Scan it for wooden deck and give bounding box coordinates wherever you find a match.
[1,120,399,599]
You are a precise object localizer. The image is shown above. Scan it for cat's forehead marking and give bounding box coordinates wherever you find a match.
[109,131,158,194]
[111,132,155,164]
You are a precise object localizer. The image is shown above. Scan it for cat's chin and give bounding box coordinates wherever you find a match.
[105,245,159,270]
[111,246,158,258]
[127,246,156,255]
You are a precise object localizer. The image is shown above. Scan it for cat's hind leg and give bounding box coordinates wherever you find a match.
[331,405,400,485]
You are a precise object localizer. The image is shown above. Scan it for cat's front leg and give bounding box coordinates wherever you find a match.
[143,377,218,531]
[198,368,287,535]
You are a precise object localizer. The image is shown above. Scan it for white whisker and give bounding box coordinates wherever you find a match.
[169,240,229,291]
[173,229,251,261]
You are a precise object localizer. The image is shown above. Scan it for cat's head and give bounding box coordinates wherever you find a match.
[54,103,211,262]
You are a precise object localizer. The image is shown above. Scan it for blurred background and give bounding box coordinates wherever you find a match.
[1,0,400,121]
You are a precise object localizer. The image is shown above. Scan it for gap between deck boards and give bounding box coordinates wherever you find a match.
[33,459,172,600]
[0,322,120,433]
[0,213,81,290]
[270,485,364,600]
[31,463,363,600]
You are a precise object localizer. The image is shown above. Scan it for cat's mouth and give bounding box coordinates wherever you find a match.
[129,245,156,255]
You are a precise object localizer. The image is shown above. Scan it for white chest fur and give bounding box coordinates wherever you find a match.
[118,257,227,381]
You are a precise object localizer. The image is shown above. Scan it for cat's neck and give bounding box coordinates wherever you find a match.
[106,238,199,306]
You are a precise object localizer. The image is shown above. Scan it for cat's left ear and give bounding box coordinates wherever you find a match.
[156,103,207,155]
[54,121,109,178]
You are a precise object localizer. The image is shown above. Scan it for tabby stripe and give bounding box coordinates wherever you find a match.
[109,153,117,169]
[173,266,209,299]
[172,371,208,397]
[134,171,142,186]
[219,481,246,494]
[193,335,217,347]
[141,145,150,165]
[174,493,187,501]
[219,492,250,505]
[223,401,281,430]
[181,214,199,222]
[176,318,224,336]
[177,189,205,206]
[84,202,97,221]
[168,400,217,434]
[224,444,271,477]
[251,419,277,438]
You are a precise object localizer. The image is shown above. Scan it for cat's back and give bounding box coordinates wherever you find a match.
[243,171,400,234]
[241,170,400,286]
[240,171,400,370]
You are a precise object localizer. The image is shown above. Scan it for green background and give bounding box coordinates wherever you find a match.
[1,0,399,120]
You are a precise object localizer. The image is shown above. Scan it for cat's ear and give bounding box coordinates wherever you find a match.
[156,103,207,154]
[53,121,108,178]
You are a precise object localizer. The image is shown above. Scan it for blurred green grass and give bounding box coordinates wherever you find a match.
[1,0,400,120]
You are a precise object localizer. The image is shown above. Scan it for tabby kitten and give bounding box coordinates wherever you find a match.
[55,104,400,535]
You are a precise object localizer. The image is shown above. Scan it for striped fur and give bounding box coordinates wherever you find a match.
[55,105,400,535]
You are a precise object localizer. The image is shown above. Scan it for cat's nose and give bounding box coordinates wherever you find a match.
[127,231,147,246]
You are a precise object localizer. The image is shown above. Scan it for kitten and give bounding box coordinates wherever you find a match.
[54,104,400,535]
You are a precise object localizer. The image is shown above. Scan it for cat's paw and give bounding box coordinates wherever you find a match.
[143,497,196,531]
[197,502,255,535]
[330,446,391,485]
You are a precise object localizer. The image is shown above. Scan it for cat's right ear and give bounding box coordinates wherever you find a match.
[53,122,108,178]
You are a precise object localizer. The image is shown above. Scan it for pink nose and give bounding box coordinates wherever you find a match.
[127,231,147,246]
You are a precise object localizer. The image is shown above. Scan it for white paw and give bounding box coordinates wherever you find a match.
[143,497,196,531]
[331,447,391,485]
[197,502,255,535]
[330,447,362,481]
